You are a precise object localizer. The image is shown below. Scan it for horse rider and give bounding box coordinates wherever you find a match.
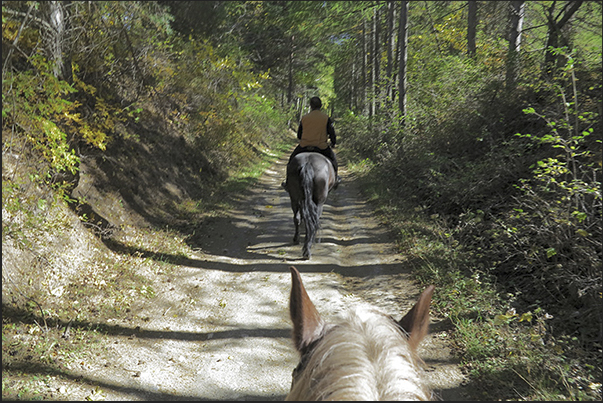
[281,96,341,192]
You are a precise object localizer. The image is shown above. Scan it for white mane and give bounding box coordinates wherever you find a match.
[287,306,432,401]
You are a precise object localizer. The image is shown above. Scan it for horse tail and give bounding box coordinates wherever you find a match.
[299,161,319,256]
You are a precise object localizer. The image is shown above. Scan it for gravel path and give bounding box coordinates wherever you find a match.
[67,153,471,400]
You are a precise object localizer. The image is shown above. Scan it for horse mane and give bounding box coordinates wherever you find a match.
[287,266,434,401]
[287,306,433,401]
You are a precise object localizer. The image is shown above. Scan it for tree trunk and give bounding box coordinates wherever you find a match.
[297,94,305,123]
[543,0,583,76]
[362,15,368,115]
[368,12,374,118]
[467,1,477,58]
[398,1,408,121]
[386,1,396,103]
[372,3,380,116]
[40,0,79,196]
[288,35,294,104]
[506,1,525,89]
[41,1,73,83]
[351,60,356,111]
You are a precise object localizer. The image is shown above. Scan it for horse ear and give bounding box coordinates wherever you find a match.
[289,266,324,352]
[397,285,435,350]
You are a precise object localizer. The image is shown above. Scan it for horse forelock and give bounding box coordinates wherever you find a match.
[287,306,432,401]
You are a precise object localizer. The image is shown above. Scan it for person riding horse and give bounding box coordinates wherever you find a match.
[282,96,341,192]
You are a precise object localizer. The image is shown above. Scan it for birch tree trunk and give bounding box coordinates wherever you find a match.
[372,3,380,116]
[386,1,396,103]
[288,35,294,104]
[506,1,525,89]
[368,11,374,118]
[41,0,73,83]
[362,15,368,115]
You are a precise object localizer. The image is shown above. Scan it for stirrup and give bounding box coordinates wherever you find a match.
[333,175,341,189]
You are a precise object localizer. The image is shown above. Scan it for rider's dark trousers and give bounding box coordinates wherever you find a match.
[287,145,338,175]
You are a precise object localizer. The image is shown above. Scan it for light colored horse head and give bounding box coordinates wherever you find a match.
[287,266,435,401]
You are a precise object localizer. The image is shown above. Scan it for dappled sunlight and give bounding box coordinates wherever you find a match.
[2,150,465,400]
[90,154,431,398]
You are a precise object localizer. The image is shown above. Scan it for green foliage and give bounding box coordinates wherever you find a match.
[3,53,80,175]
[342,21,601,398]
[337,112,373,160]
[67,1,175,101]
[456,304,600,401]
[495,50,601,329]
[146,35,288,171]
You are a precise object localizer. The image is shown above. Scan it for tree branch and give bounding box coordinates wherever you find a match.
[2,6,52,31]
[2,3,36,79]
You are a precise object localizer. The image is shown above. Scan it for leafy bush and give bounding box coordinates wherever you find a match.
[490,50,601,343]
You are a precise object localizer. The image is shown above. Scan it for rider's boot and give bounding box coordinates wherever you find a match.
[281,180,289,192]
[333,174,342,190]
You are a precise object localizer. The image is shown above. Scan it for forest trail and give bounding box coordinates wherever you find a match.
[64,152,471,400]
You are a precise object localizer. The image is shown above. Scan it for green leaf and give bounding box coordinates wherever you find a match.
[572,211,587,222]
[37,198,47,211]
[519,312,533,323]
[493,313,517,325]
[546,248,557,258]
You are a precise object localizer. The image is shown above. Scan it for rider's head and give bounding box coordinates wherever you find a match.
[309,97,322,110]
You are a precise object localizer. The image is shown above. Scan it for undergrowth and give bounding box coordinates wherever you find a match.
[347,159,601,401]
[340,46,601,401]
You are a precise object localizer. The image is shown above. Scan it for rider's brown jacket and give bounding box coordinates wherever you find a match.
[298,110,335,149]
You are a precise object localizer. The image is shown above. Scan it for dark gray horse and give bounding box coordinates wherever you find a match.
[286,152,336,259]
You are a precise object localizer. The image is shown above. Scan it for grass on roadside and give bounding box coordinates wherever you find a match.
[346,159,602,401]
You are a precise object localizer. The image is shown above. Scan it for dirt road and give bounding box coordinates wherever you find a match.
[67,153,470,400]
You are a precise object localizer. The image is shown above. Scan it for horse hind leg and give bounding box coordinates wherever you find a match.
[301,200,317,259]
[302,219,316,260]
[302,241,311,260]
[293,207,301,244]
